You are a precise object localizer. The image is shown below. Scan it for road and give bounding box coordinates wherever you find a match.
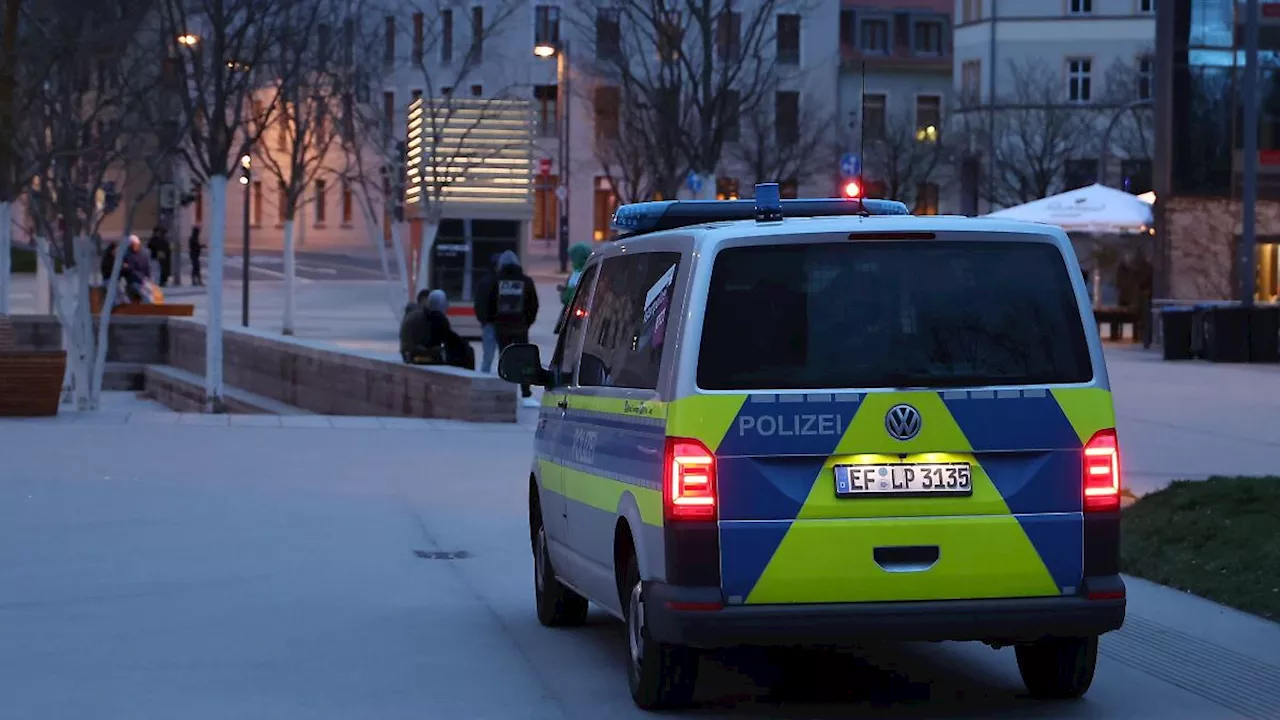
[2,410,1279,719]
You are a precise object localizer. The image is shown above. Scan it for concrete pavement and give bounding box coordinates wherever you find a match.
[2,412,1279,718]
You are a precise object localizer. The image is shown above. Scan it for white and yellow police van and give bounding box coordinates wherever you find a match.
[498,184,1125,709]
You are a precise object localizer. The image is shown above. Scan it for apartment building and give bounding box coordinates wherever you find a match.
[953,0,1156,214]
[838,0,955,214]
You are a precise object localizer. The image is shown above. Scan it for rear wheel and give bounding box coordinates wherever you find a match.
[531,500,588,627]
[1015,636,1099,699]
[623,556,699,709]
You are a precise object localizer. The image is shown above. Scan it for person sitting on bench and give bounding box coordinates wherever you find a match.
[399,289,475,369]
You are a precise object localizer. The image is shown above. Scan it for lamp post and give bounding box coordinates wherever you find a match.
[239,153,251,327]
[534,38,570,273]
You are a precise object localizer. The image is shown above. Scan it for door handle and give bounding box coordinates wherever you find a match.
[873,545,939,573]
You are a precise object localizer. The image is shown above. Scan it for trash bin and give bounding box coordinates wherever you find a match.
[1248,305,1280,363]
[1160,306,1196,361]
[1203,304,1251,363]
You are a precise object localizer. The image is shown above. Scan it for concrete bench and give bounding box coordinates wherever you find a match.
[142,365,313,415]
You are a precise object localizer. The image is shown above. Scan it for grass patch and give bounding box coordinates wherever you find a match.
[1122,476,1280,621]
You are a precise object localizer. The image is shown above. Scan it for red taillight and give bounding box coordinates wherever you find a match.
[1083,429,1121,512]
[664,437,717,521]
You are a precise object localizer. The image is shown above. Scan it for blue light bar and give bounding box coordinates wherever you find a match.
[610,195,910,238]
[754,183,782,222]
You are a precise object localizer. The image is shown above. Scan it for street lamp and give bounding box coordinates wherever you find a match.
[534,40,570,273]
[240,153,251,327]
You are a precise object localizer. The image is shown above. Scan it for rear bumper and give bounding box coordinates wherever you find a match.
[645,578,1126,649]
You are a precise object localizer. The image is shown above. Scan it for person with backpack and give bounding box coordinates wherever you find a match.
[487,250,539,406]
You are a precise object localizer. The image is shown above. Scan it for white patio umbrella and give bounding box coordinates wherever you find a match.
[985,183,1154,234]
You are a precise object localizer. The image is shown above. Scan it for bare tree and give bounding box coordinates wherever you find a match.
[1101,57,1155,176]
[854,107,949,206]
[960,59,1095,209]
[250,4,341,335]
[729,85,836,191]
[17,0,178,409]
[578,0,785,199]
[592,84,687,204]
[156,0,313,411]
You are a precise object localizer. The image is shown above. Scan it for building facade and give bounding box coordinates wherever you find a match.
[1154,0,1280,301]
[953,0,1156,214]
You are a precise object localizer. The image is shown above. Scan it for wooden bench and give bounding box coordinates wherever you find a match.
[0,316,66,417]
[89,287,194,317]
[1093,306,1141,342]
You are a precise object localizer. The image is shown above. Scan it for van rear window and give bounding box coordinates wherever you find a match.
[697,240,1093,390]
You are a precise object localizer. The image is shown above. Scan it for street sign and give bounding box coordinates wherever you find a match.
[686,171,703,194]
[840,153,861,178]
[555,185,567,201]
[538,158,553,176]
[158,182,176,209]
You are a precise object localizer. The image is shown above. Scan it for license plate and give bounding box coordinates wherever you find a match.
[834,463,973,497]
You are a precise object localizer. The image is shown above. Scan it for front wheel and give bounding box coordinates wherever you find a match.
[532,505,588,627]
[1015,636,1099,699]
[624,557,699,709]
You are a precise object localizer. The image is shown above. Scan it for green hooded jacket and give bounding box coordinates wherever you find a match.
[561,242,592,304]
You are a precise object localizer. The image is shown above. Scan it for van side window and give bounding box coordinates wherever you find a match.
[550,264,598,386]
[578,252,680,390]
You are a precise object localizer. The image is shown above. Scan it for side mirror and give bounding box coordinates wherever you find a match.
[498,343,551,387]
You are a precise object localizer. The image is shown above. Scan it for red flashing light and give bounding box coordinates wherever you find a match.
[664,437,717,521]
[842,180,862,199]
[1083,429,1121,512]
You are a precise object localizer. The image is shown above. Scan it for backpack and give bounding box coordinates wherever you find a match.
[495,278,527,323]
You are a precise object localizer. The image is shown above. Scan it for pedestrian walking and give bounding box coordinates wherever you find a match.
[188,227,203,286]
[486,250,539,406]
[561,242,592,306]
[474,253,500,373]
[148,226,171,287]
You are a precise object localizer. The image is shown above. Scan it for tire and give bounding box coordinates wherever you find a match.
[623,556,699,710]
[531,501,588,628]
[1015,636,1099,700]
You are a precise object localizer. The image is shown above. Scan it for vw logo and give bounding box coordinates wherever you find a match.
[885,404,922,441]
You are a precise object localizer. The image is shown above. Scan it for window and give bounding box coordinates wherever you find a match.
[775,91,799,144]
[717,10,741,61]
[593,177,617,240]
[383,91,395,132]
[721,88,740,142]
[470,7,484,63]
[1069,0,1092,13]
[1139,0,1152,12]
[594,85,621,143]
[716,177,739,200]
[961,59,982,104]
[776,14,800,64]
[384,16,395,64]
[862,93,886,138]
[342,19,355,66]
[596,9,621,60]
[534,173,559,239]
[962,0,981,23]
[412,13,424,61]
[1121,159,1153,194]
[342,92,354,141]
[534,85,558,137]
[535,5,560,48]
[194,186,203,224]
[471,84,482,97]
[578,252,682,390]
[342,178,354,225]
[550,264,598,385]
[697,242,1092,390]
[317,23,331,67]
[441,10,453,63]
[1067,58,1092,102]
[252,181,263,227]
[914,183,939,215]
[658,10,683,60]
[913,20,943,55]
[861,18,889,54]
[277,182,287,223]
[1138,55,1153,101]
[1064,159,1097,190]
[915,95,941,142]
[839,10,855,50]
[315,180,327,224]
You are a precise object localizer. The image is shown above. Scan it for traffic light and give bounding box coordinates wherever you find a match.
[841,179,862,199]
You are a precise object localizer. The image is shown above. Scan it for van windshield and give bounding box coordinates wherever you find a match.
[697,240,1093,390]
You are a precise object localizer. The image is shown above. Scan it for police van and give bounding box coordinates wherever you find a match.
[498,184,1126,709]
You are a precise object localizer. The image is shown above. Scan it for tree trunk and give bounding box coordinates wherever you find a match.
[282,217,296,335]
[696,173,717,201]
[415,208,441,296]
[42,236,95,410]
[205,175,229,412]
[360,198,402,320]
[89,235,129,403]
[390,220,410,302]
[0,200,11,315]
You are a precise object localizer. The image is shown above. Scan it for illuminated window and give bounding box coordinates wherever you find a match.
[716,177,739,200]
[593,176,617,240]
[534,174,559,240]
[915,95,941,143]
[914,183,939,215]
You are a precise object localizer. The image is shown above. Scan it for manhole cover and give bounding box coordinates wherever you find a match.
[413,550,471,560]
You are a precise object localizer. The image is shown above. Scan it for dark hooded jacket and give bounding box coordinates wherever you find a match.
[486,250,538,334]
[401,289,472,367]
[561,242,592,305]
[473,253,500,324]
